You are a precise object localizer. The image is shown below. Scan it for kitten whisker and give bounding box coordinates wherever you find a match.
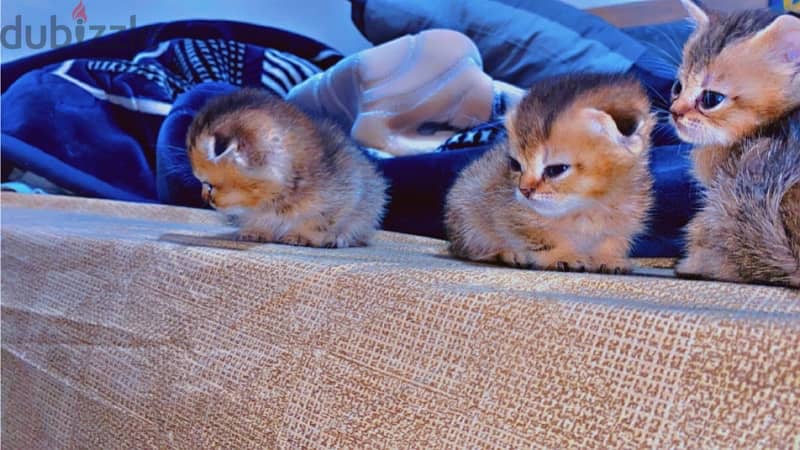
[641,57,680,74]
[640,79,671,109]
[652,106,674,122]
[652,27,687,67]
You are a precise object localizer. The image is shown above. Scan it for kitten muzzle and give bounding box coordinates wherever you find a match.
[518,178,544,199]
[670,100,692,120]
[519,187,534,198]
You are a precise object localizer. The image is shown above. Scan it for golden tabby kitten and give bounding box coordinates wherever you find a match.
[187,89,387,248]
[446,74,654,273]
[670,0,800,287]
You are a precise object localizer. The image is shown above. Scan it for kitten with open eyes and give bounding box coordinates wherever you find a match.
[445,74,654,273]
[670,0,800,287]
[186,88,388,248]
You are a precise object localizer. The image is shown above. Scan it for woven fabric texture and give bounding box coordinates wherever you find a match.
[2,194,798,448]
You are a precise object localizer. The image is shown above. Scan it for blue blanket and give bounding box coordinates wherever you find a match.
[1,19,700,257]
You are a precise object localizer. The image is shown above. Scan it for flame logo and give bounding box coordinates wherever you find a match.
[72,0,88,23]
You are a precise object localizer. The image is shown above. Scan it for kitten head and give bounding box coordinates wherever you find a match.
[506,74,653,218]
[670,1,800,146]
[186,89,314,213]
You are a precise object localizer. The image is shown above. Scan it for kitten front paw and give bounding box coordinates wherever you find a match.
[237,230,273,243]
[281,234,314,247]
[282,234,366,248]
[497,250,539,268]
[594,257,632,275]
[596,263,632,275]
[675,256,708,279]
[552,259,631,274]
[317,238,357,249]
[326,237,368,248]
[554,260,589,273]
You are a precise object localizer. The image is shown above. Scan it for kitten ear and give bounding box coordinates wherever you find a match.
[581,108,646,156]
[204,134,255,169]
[680,0,711,28]
[749,15,800,67]
[206,134,237,160]
[204,137,255,170]
[232,149,253,169]
[237,132,290,182]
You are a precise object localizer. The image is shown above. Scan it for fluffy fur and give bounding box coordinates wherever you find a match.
[186,89,387,248]
[445,74,654,273]
[671,1,800,287]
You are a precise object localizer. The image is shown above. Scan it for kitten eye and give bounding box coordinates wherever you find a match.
[699,90,726,110]
[671,80,683,98]
[213,133,231,157]
[508,156,522,172]
[543,164,570,179]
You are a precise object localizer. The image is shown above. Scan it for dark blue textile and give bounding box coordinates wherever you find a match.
[1,19,701,257]
[1,20,339,202]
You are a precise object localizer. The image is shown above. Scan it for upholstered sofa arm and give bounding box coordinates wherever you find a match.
[2,194,798,448]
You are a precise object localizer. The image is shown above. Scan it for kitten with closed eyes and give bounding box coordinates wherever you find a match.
[445,74,654,273]
[186,88,388,248]
[670,0,800,287]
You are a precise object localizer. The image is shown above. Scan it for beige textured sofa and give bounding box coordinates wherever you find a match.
[2,193,799,448]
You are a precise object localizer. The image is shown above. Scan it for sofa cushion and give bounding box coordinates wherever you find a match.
[2,193,798,448]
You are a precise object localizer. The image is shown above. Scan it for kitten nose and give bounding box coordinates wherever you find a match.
[670,101,691,118]
[519,174,539,199]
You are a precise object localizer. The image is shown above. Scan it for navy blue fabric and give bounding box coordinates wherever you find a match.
[1,20,342,94]
[2,68,164,201]
[1,19,702,258]
[158,83,700,257]
[1,20,338,203]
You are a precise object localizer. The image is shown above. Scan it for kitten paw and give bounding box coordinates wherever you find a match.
[597,263,632,275]
[552,260,631,274]
[675,256,708,278]
[282,234,366,248]
[497,250,539,268]
[281,234,314,247]
[554,261,589,272]
[594,257,632,274]
[318,238,354,249]
[237,231,272,243]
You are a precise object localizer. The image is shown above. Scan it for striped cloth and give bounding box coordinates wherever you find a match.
[47,38,331,117]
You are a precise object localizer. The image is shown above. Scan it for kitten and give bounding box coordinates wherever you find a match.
[186,88,388,248]
[445,74,654,273]
[670,0,800,287]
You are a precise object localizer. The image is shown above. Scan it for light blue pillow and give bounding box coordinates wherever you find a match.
[350,0,647,87]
